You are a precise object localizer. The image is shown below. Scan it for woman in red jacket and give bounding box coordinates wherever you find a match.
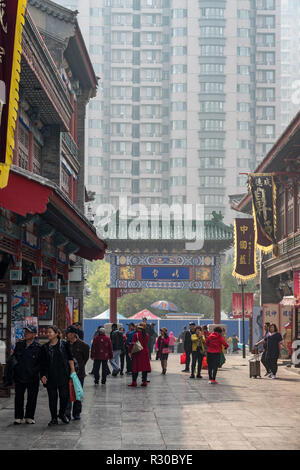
[205,327,229,384]
[91,328,113,385]
[128,323,151,387]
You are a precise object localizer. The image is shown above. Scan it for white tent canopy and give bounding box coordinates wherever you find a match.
[91,308,126,320]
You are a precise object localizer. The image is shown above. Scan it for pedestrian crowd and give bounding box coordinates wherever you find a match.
[4,316,284,427]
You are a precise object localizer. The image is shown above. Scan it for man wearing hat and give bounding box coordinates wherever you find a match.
[65,326,90,420]
[12,325,42,424]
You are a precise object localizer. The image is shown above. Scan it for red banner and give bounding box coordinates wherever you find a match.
[0,0,27,187]
[232,292,254,319]
[232,218,257,281]
[294,270,300,306]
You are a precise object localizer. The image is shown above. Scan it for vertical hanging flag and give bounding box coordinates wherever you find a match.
[232,218,257,281]
[248,173,278,256]
[0,0,27,188]
[232,293,254,319]
[294,270,300,306]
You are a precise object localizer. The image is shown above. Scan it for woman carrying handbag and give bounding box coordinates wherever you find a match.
[128,323,151,387]
[157,328,170,375]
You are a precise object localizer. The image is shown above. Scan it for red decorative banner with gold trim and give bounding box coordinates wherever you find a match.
[232,218,257,281]
[294,270,300,306]
[232,292,254,319]
[0,0,27,188]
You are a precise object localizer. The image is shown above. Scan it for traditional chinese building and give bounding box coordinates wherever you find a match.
[231,111,300,358]
[0,1,106,362]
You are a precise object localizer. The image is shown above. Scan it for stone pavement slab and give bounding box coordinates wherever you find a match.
[0,354,299,450]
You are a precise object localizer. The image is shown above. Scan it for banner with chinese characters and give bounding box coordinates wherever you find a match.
[294,270,300,306]
[248,173,278,255]
[0,0,27,188]
[232,218,257,281]
[232,292,254,319]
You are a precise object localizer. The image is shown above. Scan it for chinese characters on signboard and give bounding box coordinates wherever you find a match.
[232,219,256,281]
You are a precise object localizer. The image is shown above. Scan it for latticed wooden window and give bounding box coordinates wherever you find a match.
[61,167,70,196]
[33,142,42,175]
[287,190,294,235]
[18,124,29,170]
[277,191,285,240]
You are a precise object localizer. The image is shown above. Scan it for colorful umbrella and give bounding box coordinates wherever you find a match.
[150,300,178,312]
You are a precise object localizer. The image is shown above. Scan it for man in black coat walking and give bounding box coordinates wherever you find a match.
[182,322,196,373]
[12,325,42,424]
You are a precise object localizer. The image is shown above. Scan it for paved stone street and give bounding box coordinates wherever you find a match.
[0,354,299,450]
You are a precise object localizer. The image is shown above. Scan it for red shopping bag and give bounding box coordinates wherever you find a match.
[180,352,186,365]
[69,379,76,402]
[202,356,208,370]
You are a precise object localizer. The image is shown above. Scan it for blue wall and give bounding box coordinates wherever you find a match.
[83,318,249,347]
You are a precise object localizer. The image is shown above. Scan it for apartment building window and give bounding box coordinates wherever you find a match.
[257,70,275,83]
[199,195,224,205]
[171,64,187,74]
[200,139,223,150]
[170,176,186,186]
[172,28,187,37]
[90,26,104,36]
[170,158,186,168]
[171,83,187,93]
[237,47,251,56]
[260,0,275,10]
[200,8,224,18]
[200,63,224,74]
[171,120,187,130]
[237,121,250,131]
[237,158,251,168]
[89,119,103,129]
[112,14,132,25]
[172,46,187,56]
[89,45,104,55]
[171,139,187,149]
[200,82,224,93]
[132,124,140,137]
[258,87,275,101]
[200,101,224,113]
[237,28,250,38]
[172,9,187,18]
[200,157,223,169]
[145,142,156,154]
[237,102,251,112]
[89,157,104,167]
[200,120,224,131]
[237,84,251,94]
[89,101,103,111]
[200,26,224,38]
[132,161,140,176]
[238,65,251,75]
[257,33,275,47]
[199,176,224,187]
[88,138,103,148]
[258,52,275,65]
[115,142,127,154]
[259,106,275,120]
[237,140,252,149]
[257,15,275,28]
[260,124,275,138]
[88,175,103,185]
[132,142,140,156]
[236,175,248,187]
[132,87,140,101]
[200,45,224,57]
[90,8,103,16]
[238,9,250,19]
[171,102,187,111]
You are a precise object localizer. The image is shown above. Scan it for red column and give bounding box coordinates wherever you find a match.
[213,289,221,325]
[110,288,118,324]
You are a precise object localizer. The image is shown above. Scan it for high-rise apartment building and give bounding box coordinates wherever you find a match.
[56,0,281,224]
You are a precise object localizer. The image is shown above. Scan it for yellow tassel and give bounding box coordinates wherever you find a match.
[0,0,27,189]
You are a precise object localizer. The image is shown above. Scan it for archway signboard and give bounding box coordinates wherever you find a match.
[102,213,233,324]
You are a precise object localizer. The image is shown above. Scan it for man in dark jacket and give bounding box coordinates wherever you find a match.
[13,325,41,424]
[110,323,124,376]
[182,322,196,373]
[65,326,90,420]
[72,322,84,340]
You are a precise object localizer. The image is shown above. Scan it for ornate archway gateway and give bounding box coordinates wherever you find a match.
[105,213,233,324]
